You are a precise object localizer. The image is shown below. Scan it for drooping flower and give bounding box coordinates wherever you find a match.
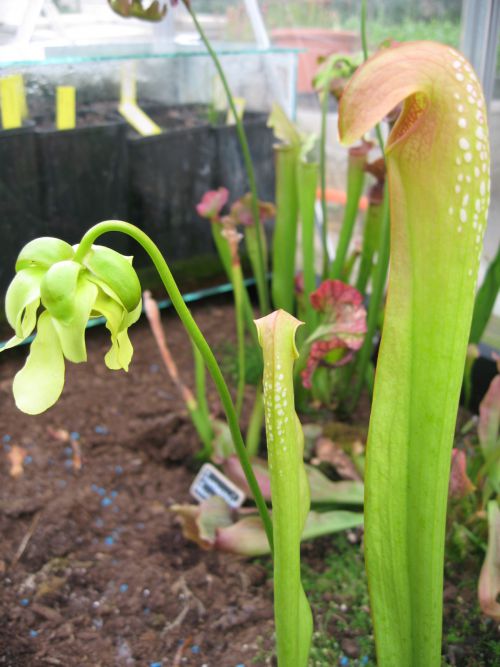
[196,187,229,220]
[302,280,367,389]
[229,192,275,227]
[312,53,360,101]
[2,237,142,414]
[107,0,170,21]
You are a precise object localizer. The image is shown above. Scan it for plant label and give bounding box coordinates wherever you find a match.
[189,463,245,508]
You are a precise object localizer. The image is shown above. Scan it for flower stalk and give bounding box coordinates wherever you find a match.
[68,221,274,551]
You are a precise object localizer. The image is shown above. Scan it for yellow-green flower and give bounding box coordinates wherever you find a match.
[3,237,142,414]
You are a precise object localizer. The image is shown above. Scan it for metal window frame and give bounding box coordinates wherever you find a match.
[461,0,500,107]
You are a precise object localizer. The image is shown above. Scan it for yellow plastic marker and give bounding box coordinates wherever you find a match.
[0,76,22,130]
[119,102,162,136]
[120,62,137,106]
[56,86,76,130]
[226,97,246,125]
[118,63,161,136]
[11,74,28,120]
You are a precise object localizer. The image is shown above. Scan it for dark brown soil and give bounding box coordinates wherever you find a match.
[32,102,209,133]
[0,297,498,666]
[0,298,276,666]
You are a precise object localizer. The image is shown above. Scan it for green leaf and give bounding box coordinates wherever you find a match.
[83,245,141,312]
[15,237,74,271]
[13,311,65,415]
[5,267,44,338]
[40,260,82,323]
[268,103,303,147]
[51,278,98,363]
[255,310,312,667]
[470,241,500,344]
[306,465,364,505]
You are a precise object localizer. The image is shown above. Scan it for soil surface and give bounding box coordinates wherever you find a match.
[0,297,498,666]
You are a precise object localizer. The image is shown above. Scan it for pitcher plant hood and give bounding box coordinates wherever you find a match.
[338,41,490,667]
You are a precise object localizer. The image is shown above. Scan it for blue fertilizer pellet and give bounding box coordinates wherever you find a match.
[94,425,109,435]
[360,658,369,665]
[112,506,120,513]
[64,460,73,469]
[70,431,80,440]
[3,435,11,443]
[95,518,104,527]
[20,598,29,607]
[110,490,118,498]
[3,444,11,452]
[64,447,72,456]
[340,658,349,666]
[104,536,114,545]
[101,497,112,507]
[119,584,128,593]
[29,630,38,638]
[24,455,33,464]
[143,607,150,615]
[191,645,200,654]
[98,487,106,496]
[91,484,99,492]
[150,662,162,667]
[235,663,245,667]
[115,465,123,475]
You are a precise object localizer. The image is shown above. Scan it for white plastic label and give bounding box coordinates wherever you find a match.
[189,463,245,508]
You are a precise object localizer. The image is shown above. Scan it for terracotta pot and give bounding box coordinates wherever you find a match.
[271,28,360,93]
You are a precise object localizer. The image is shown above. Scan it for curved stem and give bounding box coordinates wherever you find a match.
[74,220,274,553]
[185,2,270,314]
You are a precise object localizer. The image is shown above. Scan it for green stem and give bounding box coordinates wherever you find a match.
[356,197,384,294]
[470,241,500,344]
[246,383,264,457]
[272,143,300,313]
[191,338,210,424]
[188,400,214,460]
[320,89,330,279]
[360,0,368,61]
[232,261,246,418]
[74,221,273,553]
[329,155,366,280]
[349,187,390,409]
[211,222,259,345]
[185,2,269,314]
[244,224,269,327]
[361,0,385,154]
[297,159,319,336]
